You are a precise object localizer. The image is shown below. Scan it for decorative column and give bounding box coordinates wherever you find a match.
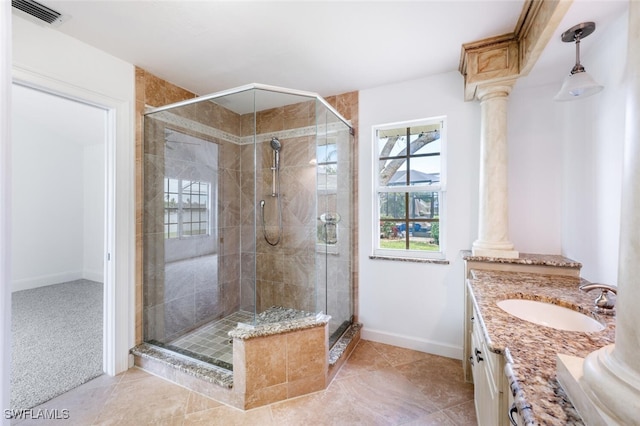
[459,1,570,259]
[578,2,640,422]
[459,35,521,259]
[472,83,519,258]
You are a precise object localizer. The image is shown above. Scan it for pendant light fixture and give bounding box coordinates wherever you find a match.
[554,22,604,101]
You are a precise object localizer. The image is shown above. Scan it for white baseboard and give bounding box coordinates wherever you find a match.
[83,269,104,283]
[361,327,463,360]
[12,271,83,292]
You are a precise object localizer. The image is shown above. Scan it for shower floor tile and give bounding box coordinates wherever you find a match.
[166,307,315,370]
[169,311,254,369]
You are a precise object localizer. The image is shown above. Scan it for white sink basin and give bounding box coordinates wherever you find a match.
[496,299,604,332]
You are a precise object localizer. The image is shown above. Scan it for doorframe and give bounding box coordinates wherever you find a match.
[11,66,135,377]
[1,1,12,419]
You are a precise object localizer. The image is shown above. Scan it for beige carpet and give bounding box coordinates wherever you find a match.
[10,279,103,410]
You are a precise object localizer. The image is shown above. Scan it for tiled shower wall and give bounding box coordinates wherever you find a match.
[243,101,319,313]
[135,68,359,345]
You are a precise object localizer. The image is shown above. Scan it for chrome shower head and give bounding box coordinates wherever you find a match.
[270,137,281,151]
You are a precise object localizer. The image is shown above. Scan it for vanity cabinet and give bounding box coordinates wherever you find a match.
[470,305,510,426]
[463,254,587,425]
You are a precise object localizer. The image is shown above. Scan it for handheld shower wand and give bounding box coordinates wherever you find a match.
[270,137,281,196]
[271,137,281,168]
[261,137,283,245]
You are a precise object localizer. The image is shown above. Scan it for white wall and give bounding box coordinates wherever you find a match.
[12,105,83,289]
[507,83,564,254]
[561,13,629,284]
[11,85,105,291]
[558,10,628,285]
[507,37,625,264]
[358,71,480,359]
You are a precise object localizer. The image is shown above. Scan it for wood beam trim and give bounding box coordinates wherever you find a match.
[459,0,573,101]
[516,0,574,77]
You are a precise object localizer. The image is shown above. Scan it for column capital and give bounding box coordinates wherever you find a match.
[459,34,519,101]
[459,0,572,101]
[476,81,517,101]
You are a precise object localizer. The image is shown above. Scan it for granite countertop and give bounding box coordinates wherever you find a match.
[462,251,583,269]
[228,310,330,340]
[467,269,616,425]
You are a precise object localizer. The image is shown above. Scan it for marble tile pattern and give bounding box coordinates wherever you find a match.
[467,269,616,425]
[19,340,476,425]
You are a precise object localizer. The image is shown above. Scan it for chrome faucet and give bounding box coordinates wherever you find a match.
[579,283,617,315]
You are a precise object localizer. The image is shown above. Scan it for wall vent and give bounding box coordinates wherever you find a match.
[12,0,69,27]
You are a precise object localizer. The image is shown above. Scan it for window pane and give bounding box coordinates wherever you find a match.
[317,143,337,163]
[410,156,440,184]
[379,192,406,220]
[415,138,441,156]
[379,159,409,186]
[409,192,439,219]
[167,178,179,193]
[168,223,178,239]
[164,178,179,239]
[377,132,406,157]
[409,224,439,252]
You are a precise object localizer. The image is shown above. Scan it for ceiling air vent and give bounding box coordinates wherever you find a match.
[12,0,69,27]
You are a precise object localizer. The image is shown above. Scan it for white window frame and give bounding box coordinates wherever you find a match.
[372,116,447,260]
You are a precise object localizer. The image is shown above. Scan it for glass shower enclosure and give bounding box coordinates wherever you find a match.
[143,84,353,370]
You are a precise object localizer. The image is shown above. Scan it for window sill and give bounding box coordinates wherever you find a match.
[369,255,449,265]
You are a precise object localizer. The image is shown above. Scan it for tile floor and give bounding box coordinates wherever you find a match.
[11,340,477,425]
[169,311,254,368]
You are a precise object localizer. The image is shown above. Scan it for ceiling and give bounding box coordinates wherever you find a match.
[16,0,629,98]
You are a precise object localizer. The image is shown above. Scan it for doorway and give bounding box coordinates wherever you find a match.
[10,83,106,410]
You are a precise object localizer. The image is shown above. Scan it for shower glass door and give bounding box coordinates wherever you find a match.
[315,100,354,346]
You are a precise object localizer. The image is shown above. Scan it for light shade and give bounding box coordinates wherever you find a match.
[554,70,604,101]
